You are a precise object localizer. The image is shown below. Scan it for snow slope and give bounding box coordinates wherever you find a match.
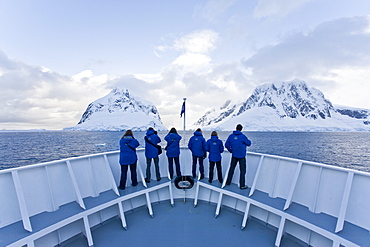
[193,79,370,131]
[64,88,167,131]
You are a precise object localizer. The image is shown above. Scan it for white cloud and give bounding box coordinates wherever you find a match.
[156,30,219,80]
[253,0,313,18]
[242,16,370,86]
[312,66,370,109]
[364,15,370,33]
[2,12,370,131]
[0,53,112,129]
[153,29,219,66]
[173,30,219,54]
[172,53,212,74]
[194,0,238,22]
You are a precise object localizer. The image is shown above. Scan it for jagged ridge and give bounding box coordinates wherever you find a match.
[239,80,334,119]
[194,79,370,131]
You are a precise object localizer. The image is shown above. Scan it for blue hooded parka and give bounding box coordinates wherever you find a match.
[119,136,140,165]
[144,129,161,159]
[225,130,251,158]
[188,131,206,157]
[206,136,224,162]
[164,132,182,157]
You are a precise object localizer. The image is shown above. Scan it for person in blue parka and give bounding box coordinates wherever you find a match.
[188,128,206,179]
[119,130,140,190]
[144,127,162,182]
[164,127,182,179]
[205,131,224,183]
[225,124,252,189]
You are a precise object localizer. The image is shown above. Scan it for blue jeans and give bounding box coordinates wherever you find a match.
[192,155,204,178]
[146,157,160,180]
[226,157,246,187]
[168,156,181,179]
[119,162,138,189]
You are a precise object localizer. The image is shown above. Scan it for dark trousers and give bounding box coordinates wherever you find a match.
[209,161,223,182]
[226,157,246,187]
[146,157,160,180]
[168,156,181,179]
[192,155,204,178]
[119,162,138,189]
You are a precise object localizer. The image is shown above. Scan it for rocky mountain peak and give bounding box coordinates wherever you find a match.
[237,79,334,119]
[66,88,166,131]
[193,79,370,131]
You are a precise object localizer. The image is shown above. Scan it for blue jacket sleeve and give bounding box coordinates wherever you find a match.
[205,140,210,152]
[219,140,224,153]
[225,136,232,152]
[164,135,170,142]
[243,136,252,146]
[188,137,192,150]
[129,139,140,149]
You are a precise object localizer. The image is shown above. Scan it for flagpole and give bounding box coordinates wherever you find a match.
[183,98,187,146]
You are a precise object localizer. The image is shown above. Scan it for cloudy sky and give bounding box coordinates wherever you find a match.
[1,0,370,130]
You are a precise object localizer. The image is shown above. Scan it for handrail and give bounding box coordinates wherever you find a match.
[0,148,369,247]
[2,149,369,177]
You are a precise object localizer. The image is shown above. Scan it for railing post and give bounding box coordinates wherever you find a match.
[145,192,154,217]
[103,155,120,196]
[66,160,86,209]
[241,202,251,230]
[168,182,174,206]
[275,216,286,247]
[284,162,302,210]
[83,215,94,246]
[11,170,32,232]
[222,160,231,188]
[137,161,147,188]
[117,201,127,230]
[335,172,354,233]
[332,240,340,247]
[249,155,264,196]
[270,159,281,197]
[87,157,99,197]
[45,166,57,211]
[194,181,200,207]
[215,192,223,218]
[312,167,323,212]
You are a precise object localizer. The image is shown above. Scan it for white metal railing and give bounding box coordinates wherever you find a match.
[0,148,369,247]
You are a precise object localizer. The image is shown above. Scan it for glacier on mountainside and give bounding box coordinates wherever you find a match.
[193,79,370,131]
[64,88,167,131]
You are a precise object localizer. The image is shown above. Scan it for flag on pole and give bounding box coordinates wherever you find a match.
[180,101,185,118]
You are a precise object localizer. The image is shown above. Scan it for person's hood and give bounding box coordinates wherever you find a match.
[232,130,243,135]
[210,136,219,141]
[193,131,203,137]
[121,135,134,143]
[168,132,180,139]
[146,129,155,136]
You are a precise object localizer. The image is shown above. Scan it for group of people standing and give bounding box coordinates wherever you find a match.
[118,124,251,190]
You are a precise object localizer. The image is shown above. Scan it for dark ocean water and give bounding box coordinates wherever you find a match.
[1,131,369,172]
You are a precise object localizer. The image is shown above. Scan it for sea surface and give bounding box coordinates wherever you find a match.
[1,131,369,172]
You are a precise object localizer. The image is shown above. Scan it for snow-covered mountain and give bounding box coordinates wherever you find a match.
[64,88,167,131]
[194,79,370,131]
